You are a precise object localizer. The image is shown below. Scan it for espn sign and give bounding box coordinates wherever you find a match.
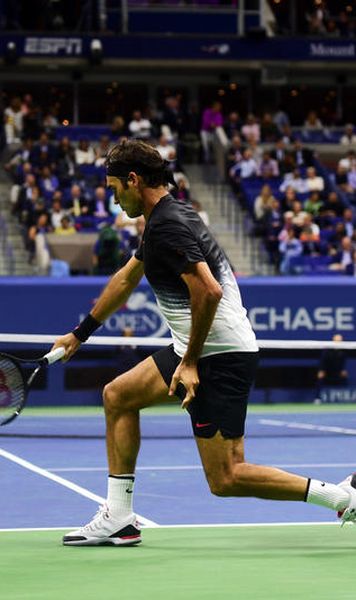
[24,37,82,56]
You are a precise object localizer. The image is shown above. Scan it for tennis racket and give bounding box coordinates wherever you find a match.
[0,347,65,426]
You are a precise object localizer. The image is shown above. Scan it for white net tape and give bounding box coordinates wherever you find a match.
[0,333,356,351]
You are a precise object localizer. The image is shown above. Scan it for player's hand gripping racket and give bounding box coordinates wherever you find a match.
[0,347,65,426]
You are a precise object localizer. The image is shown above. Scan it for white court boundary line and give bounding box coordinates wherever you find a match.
[0,521,341,533]
[48,462,356,473]
[0,447,158,528]
[260,419,356,436]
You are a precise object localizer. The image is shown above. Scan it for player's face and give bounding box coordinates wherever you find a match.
[106,175,143,218]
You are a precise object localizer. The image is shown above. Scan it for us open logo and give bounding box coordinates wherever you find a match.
[80,292,169,338]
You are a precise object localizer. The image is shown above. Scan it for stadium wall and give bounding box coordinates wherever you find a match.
[1,276,355,405]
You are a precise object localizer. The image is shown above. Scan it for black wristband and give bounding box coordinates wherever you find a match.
[72,314,102,343]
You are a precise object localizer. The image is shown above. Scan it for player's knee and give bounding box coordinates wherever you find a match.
[208,475,234,497]
[103,381,125,415]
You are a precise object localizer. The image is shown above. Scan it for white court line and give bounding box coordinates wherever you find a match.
[260,418,356,436]
[0,447,158,528]
[0,521,341,533]
[48,462,356,473]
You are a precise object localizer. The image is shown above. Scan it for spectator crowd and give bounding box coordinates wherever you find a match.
[223,106,356,276]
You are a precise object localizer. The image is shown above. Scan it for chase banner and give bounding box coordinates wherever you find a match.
[0,276,355,341]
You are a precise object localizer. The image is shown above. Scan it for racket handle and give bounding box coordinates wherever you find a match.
[43,347,66,365]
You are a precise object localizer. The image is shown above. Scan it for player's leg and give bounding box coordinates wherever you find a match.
[103,354,171,475]
[191,351,355,519]
[63,347,177,546]
[63,356,171,546]
[196,432,356,520]
[195,433,308,500]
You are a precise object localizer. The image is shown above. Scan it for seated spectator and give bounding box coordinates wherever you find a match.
[300,213,320,254]
[321,191,345,217]
[226,134,244,171]
[305,166,324,192]
[263,199,283,266]
[343,208,355,238]
[315,334,348,403]
[111,115,126,138]
[95,135,111,166]
[191,199,209,227]
[280,186,297,212]
[260,112,280,143]
[162,95,185,138]
[4,97,23,144]
[280,168,308,194]
[155,135,176,161]
[303,110,323,131]
[4,139,34,181]
[128,110,152,140]
[229,148,258,186]
[270,138,286,162]
[66,184,93,217]
[241,113,260,144]
[28,213,52,258]
[49,193,67,229]
[335,164,353,195]
[31,132,57,168]
[291,139,314,168]
[279,229,303,275]
[340,124,356,146]
[285,200,308,230]
[247,138,263,165]
[200,101,224,163]
[93,186,110,218]
[42,107,59,138]
[330,236,354,272]
[304,191,324,217]
[38,166,59,203]
[273,106,291,135]
[347,167,356,196]
[338,150,356,172]
[278,213,295,244]
[55,215,77,235]
[224,111,242,139]
[57,136,76,185]
[257,151,279,179]
[254,184,276,223]
[92,226,128,275]
[75,137,95,165]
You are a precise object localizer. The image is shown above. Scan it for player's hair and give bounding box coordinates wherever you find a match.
[106,139,174,188]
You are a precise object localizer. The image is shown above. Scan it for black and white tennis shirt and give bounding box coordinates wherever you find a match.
[135,194,258,358]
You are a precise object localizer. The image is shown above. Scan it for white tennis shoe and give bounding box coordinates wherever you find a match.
[63,504,141,546]
[337,474,356,525]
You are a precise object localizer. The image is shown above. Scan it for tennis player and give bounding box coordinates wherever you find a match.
[54,139,356,546]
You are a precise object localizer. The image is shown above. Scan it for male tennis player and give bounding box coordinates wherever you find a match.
[54,139,356,546]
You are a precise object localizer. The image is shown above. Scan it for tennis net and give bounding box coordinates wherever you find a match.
[1,334,356,440]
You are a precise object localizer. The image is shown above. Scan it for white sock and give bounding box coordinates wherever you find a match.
[107,474,135,518]
[306,478,350,511]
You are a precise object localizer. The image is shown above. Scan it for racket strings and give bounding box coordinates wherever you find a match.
[0,358,25,414]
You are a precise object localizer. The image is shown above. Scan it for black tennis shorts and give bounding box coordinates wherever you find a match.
[152,345,259,439]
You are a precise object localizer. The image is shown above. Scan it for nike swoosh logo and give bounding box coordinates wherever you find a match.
[126,489,133,494]
[196,422,212,428]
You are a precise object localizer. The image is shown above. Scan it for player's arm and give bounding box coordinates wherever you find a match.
[169,261,222,409]
[52,256,144,360]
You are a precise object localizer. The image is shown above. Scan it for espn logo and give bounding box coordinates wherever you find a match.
[24,37,82,55]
